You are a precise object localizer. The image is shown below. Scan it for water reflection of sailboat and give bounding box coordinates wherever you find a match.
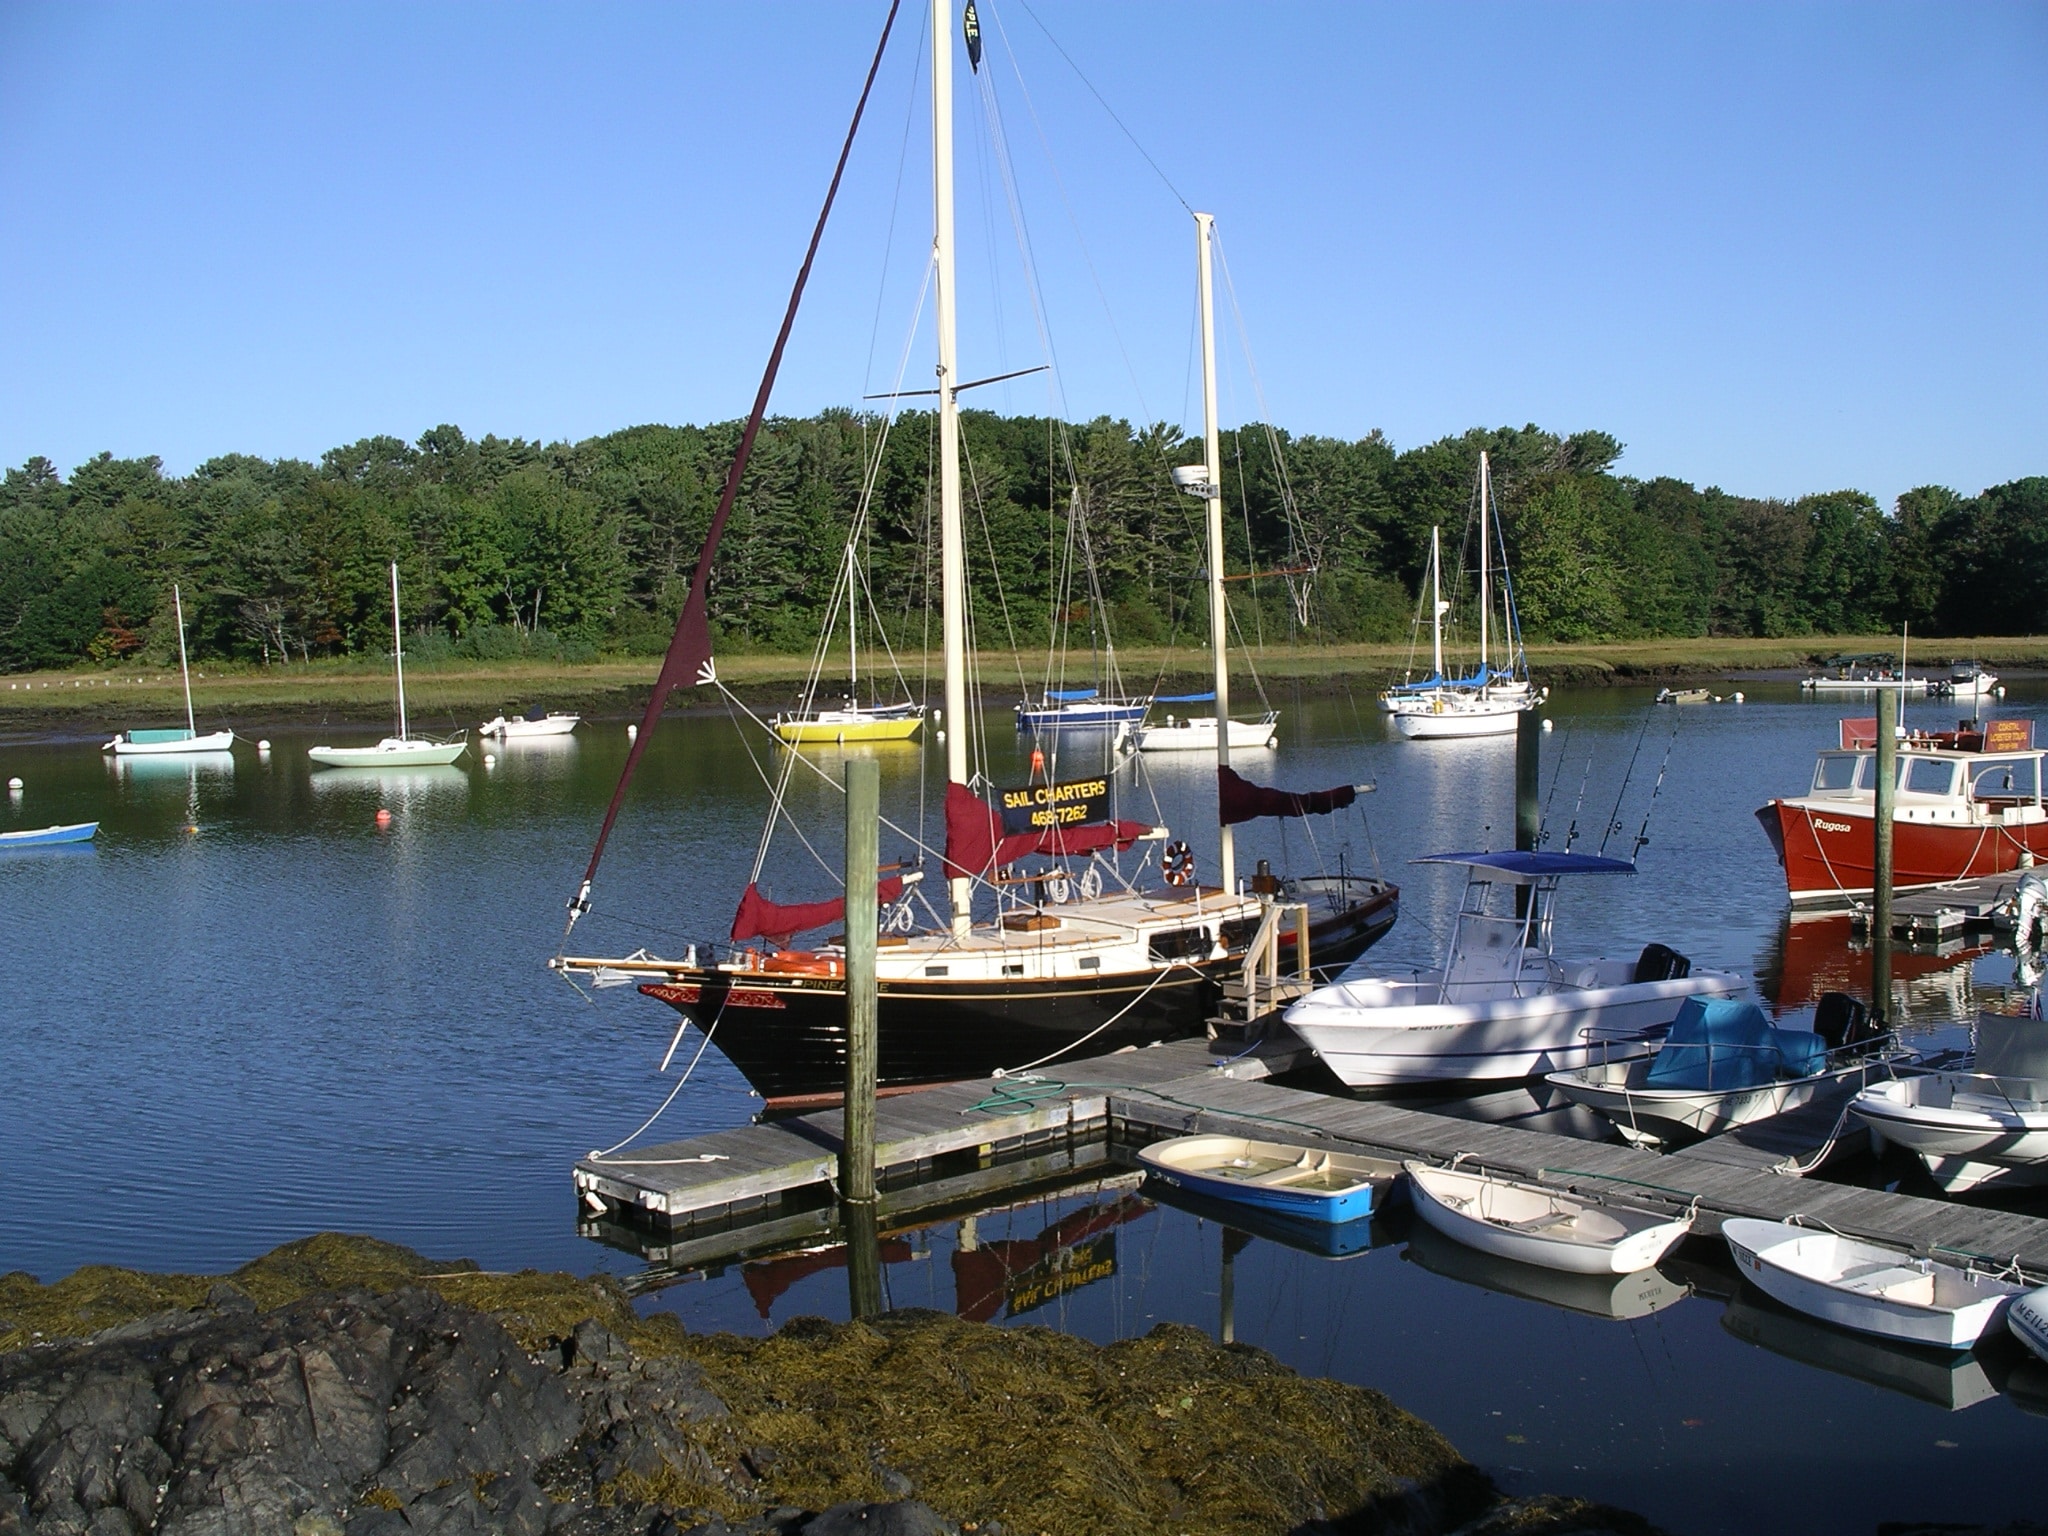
[1721,1289,2001,1411]
[108,752,237,785]
[1400,1219,1691,1320]
[306,765,469,804]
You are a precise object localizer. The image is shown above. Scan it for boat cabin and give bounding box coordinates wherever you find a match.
[1803,721,2044,822]
[1417,851,1652,1000]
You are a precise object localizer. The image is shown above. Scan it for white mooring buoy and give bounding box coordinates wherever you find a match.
[627,724,638,741]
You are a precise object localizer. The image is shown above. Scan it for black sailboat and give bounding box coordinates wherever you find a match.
[553,0,1395,1108]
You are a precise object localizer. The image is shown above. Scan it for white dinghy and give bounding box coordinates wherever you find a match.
[2010,1287,2048,1364]
[1284,851,1740,1086]
[1722,1218,2026,1350]
[1404,1161,1694,1275]
[1848,1010,2048,1193]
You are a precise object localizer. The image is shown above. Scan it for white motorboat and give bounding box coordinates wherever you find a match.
[2011,1287,2048,1363]
[1942,665,2000,698]
[309,563,467,769]
[105,585,236,757]
[1283,851,1741,1086]
[481,709,582,739]
[1848,1009,2048,1192]
[1722,1218,2025,1349]
[1546,993,1898,1148]
[1126,707,1278,753]
[1404,1161,1693,1275]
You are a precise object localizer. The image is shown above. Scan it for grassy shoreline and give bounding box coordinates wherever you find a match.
[2,634,2042,736]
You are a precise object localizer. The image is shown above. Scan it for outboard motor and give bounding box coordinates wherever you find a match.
[1633,942,1691,983]
[1812,990,1872,1052]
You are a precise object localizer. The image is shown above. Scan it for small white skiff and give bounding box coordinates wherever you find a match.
[1722,1218,2025,1349]
[1848,1011,2048,1192]
[2010,1287,2048,1363]
[1126,712,1278,753]
[481,711,581,739]
[1404,1161,1693,1275]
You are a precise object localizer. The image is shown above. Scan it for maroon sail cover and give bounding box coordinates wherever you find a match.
[731,875,906,944]
[1217,765,1358,827]
[943,781,1149,881]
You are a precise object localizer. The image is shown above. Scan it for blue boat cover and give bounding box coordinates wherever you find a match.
[1045,688,1099,702]
[1154,692,1217,703]
[1644,997,1825,1090]
[1412,850,1635,878]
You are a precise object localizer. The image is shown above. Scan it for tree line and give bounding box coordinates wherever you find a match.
[0,414,2040,672]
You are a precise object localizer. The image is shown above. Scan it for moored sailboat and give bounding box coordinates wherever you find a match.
[308,564,467,768]
[104,585,235,757]
[551,13,1394,1107]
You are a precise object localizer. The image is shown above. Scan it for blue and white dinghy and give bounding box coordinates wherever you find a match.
[2010,1287,2048,1364]
[0,821,98,847]
[1137,1135,1401,1224]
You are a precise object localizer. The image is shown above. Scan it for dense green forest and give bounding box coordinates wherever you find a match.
[0,414,2040,672]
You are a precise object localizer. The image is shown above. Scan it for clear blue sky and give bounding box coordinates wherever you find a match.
[2,1,2041,510]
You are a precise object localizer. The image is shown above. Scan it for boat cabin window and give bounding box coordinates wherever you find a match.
[1813,753,1863,792]
[1970,757,2039,801]
[1853,755,1894,791]
[1904,758,1959,796]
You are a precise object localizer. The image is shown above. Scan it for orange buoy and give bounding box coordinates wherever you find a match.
[375,808,393,827]
[1029,746,1045,777]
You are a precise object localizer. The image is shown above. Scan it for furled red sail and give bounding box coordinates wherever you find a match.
[943,782,1149,881]
[732,876,907,944]
[1217,765,1358,827]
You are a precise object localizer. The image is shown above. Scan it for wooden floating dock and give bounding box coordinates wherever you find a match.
[577,1033,2048,1282]
[1844,873,2019,943]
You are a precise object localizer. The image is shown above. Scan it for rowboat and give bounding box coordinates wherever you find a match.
[1404,1161,1693,1274]
[0,821,98,847]
[1722,1218,2026,1349]
[1137,1135,1400,1224]
[1848,1010,2048,1192]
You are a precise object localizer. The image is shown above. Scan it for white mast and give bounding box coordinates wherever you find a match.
[847,542,859,700]
[1195,211,1234,896]
[172,583,196,737]
[1478,451,1492,691]
[1429,527,1443,682]
[390,560,409,741]
[934,0,971,934]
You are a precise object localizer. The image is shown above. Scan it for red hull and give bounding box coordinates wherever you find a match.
[1759,798,2048,904]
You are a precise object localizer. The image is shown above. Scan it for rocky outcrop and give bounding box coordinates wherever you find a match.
[0,1238,1660,1536]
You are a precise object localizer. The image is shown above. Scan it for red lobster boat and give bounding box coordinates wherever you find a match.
[1757,717,2047,906]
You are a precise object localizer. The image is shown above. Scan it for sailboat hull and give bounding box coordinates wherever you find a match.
[107,729,236,755]
[309,739,468,768]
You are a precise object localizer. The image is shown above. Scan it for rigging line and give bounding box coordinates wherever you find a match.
[567,0,903,933]
[588,994,737,1160]
[861,0,927,400]
[982,0,1155,427]
[1008,0,1192,214]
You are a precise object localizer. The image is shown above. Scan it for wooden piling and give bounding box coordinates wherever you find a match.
[841,759,879,1204]
[1872,687,1896,1022]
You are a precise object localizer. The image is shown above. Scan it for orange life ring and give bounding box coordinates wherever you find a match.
[761,950,845,978]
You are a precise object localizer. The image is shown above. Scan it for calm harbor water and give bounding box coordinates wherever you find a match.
[2,677,2041,1534]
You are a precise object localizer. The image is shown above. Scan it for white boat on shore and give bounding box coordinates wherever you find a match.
[1283,851,1741,1086]
[1405,1161,1693,1274]
[1723,1218,2025,1349]
[1848,1009,2048,1192]
[1546,993,1898,1148]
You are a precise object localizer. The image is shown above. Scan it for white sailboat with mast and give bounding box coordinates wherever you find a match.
[1383,452,1538,738]
[105,584,236,756]
[551,5,1394,1107]
[308,562,467,768]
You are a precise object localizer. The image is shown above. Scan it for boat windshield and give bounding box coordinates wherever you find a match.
[1904,758,1959,797]
[1971,757,2040,801]
[1814,753,1863,792]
